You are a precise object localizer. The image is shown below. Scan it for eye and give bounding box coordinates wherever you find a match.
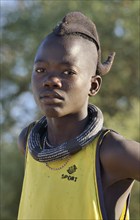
[35,67,46,73]
[63,70,76,76]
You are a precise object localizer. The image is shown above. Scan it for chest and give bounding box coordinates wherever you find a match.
[19,141,105,219]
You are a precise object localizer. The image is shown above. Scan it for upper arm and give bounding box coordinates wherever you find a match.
[17,122,36,155]
[100,131,140,182]
[18,127,29,155]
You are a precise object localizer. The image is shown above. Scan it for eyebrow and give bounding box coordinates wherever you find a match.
[34,60,46,64]
[34,60,74,67]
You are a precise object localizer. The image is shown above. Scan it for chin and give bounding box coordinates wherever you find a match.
[41,106,64,118]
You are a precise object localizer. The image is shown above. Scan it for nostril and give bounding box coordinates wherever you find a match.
[43,77,62,88]
[54,84,60,88]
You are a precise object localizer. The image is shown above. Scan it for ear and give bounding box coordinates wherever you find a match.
[89,75,102,96]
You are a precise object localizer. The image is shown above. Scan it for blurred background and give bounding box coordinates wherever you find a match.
[0,0,139,219]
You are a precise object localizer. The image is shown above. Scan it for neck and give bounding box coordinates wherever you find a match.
[46,110,89,146]
[28,104,104,162]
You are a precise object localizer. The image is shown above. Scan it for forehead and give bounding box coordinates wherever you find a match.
[34,34,98,67]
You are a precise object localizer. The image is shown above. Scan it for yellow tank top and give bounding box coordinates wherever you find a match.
[18,133,129,220]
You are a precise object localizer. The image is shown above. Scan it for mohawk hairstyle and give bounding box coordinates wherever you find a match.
[53,11,115,76]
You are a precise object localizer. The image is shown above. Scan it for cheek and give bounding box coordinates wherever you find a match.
[31,77,36,95]
[31,75,40,102]
[67,77,91,99]
[77,76,91,91]
[31,74,40,92]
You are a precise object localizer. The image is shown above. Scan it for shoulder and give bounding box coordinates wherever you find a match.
[100,130,140,182]
[17,122,36,154]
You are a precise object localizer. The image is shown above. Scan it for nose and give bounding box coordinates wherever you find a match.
[43,76,62,89]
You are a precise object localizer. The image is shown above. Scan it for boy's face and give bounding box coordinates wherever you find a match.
[32,34,99,118]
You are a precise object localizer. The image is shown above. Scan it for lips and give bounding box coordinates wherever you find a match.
[39,91,64,104]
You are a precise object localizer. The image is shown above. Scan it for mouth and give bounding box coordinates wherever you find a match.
[39,92,64,104]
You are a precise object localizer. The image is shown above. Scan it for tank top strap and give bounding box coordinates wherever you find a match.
[96,128,130,220]
[95,128,111,220]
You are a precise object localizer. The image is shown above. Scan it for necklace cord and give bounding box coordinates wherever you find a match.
[28,104,104,163]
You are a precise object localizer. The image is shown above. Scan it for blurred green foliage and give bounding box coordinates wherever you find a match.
[1,0,139,219]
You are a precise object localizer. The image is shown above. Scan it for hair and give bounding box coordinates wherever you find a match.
[52,11,115,76]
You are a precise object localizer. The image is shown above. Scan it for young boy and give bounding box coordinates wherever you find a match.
[18,12,140,220]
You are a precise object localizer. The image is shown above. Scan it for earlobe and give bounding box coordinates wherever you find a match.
[89,75,102,96]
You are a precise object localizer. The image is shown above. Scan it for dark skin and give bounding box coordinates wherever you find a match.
[18,34,140,219]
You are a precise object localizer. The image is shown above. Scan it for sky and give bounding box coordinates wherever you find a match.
[1,0,18,10]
